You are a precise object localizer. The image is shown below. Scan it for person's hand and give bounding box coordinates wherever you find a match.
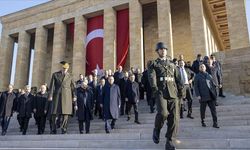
[74,106,78,111]
[151,87,158,98]
[100,104,103,108]
[44,110,47,114]
[33,109,36,113]
[125,98,128,102]
[197,96,201,103]
[48,96,52,101]
[219,84,222,88]
[119,105,121,109]
[73,97,77,102]
[188,80,193,84]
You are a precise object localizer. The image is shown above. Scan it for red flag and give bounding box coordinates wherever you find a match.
[68,22,74,40]
[116,9,129,68]
[86,15,104,75]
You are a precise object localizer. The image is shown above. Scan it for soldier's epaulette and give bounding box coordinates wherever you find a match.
[147,60,155,68]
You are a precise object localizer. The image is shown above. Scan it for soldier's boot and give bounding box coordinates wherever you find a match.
[165,139,175,150]
[153,128,160,144]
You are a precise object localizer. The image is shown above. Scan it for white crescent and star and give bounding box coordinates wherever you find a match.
[85,29,104,48]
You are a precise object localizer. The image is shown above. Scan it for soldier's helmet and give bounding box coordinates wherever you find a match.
[155,42,168,51]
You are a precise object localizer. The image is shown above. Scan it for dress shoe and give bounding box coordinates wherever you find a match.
[105,130,110,134]
[213,124,220,128]
[165,139,175,150]
[187,115,194,119]
[80,131,83,134]
[127,117,130,121]
[201,122,206,127]
[134,120,141,124]
[1,131,6,136]
[152,128,160,144]
[219,95,226,98]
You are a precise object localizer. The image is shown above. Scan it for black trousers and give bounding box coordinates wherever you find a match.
[78,120,90,133]
[36,115,46,134]
[20,117,30,135]
[94,102,103,118]
[200,100,218,124]
[155,93,177,140]
[120,98,126,115]
[127,102,139,121]
[1,116,11,133]
[139,84,144,100]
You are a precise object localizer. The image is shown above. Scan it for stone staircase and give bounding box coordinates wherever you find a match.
[1,93,250,149]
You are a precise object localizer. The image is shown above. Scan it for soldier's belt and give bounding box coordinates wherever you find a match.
[159,77,174,82]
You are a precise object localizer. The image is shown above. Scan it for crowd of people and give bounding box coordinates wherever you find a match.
[0,42,225,150]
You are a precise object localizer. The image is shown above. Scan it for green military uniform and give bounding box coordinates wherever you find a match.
[148,57,182,143]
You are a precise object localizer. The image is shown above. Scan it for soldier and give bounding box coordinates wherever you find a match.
[48,61,77,134]
[148,42,182,150]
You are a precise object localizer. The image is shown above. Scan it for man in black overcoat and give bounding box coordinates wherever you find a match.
[0,84,17,135]
[194,64,219,128]
[76,79,94,134]
[16,85,34,135]
[33,85,48,134]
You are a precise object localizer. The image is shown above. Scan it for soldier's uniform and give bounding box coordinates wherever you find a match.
[148,42,181,150]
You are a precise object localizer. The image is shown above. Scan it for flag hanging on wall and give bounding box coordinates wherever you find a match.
[85,15,104,75]
[116,8,129,68]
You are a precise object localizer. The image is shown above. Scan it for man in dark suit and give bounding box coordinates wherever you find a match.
[178,60,195,119]
[135,68,144,100]
[113,66,124,85]
[210,55,225,98]
[125,74,141,124]
[33,85,48,134]
[192,54,203,74]
[119,71,129,116]
[96,78,105,119]
[48,61,77,134]
[16,85,34,135]
[0,84,17,135]
[76,79,94,134]
[142,63,155,113]
[194,64,219,128]
[76,74,84,88]
[101,76,121,133]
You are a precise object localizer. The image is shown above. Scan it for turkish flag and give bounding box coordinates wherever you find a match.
[86,15,104,75]
[116,9,129,68]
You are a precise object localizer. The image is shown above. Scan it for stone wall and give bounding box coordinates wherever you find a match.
[215,47,250,96]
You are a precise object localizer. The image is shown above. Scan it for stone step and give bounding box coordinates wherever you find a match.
[0,138,250,149]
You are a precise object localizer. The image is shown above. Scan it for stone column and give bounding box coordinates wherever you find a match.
[103,7,116,71]
[189,0,207,56]
[226,0,250,49]
[0,30,15,90]
[129,0,144,71]
[51,21,66,74]
[32,27,48,88]
[15,31,31,89]
[157,0,174,59]
[72,16,87,80]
